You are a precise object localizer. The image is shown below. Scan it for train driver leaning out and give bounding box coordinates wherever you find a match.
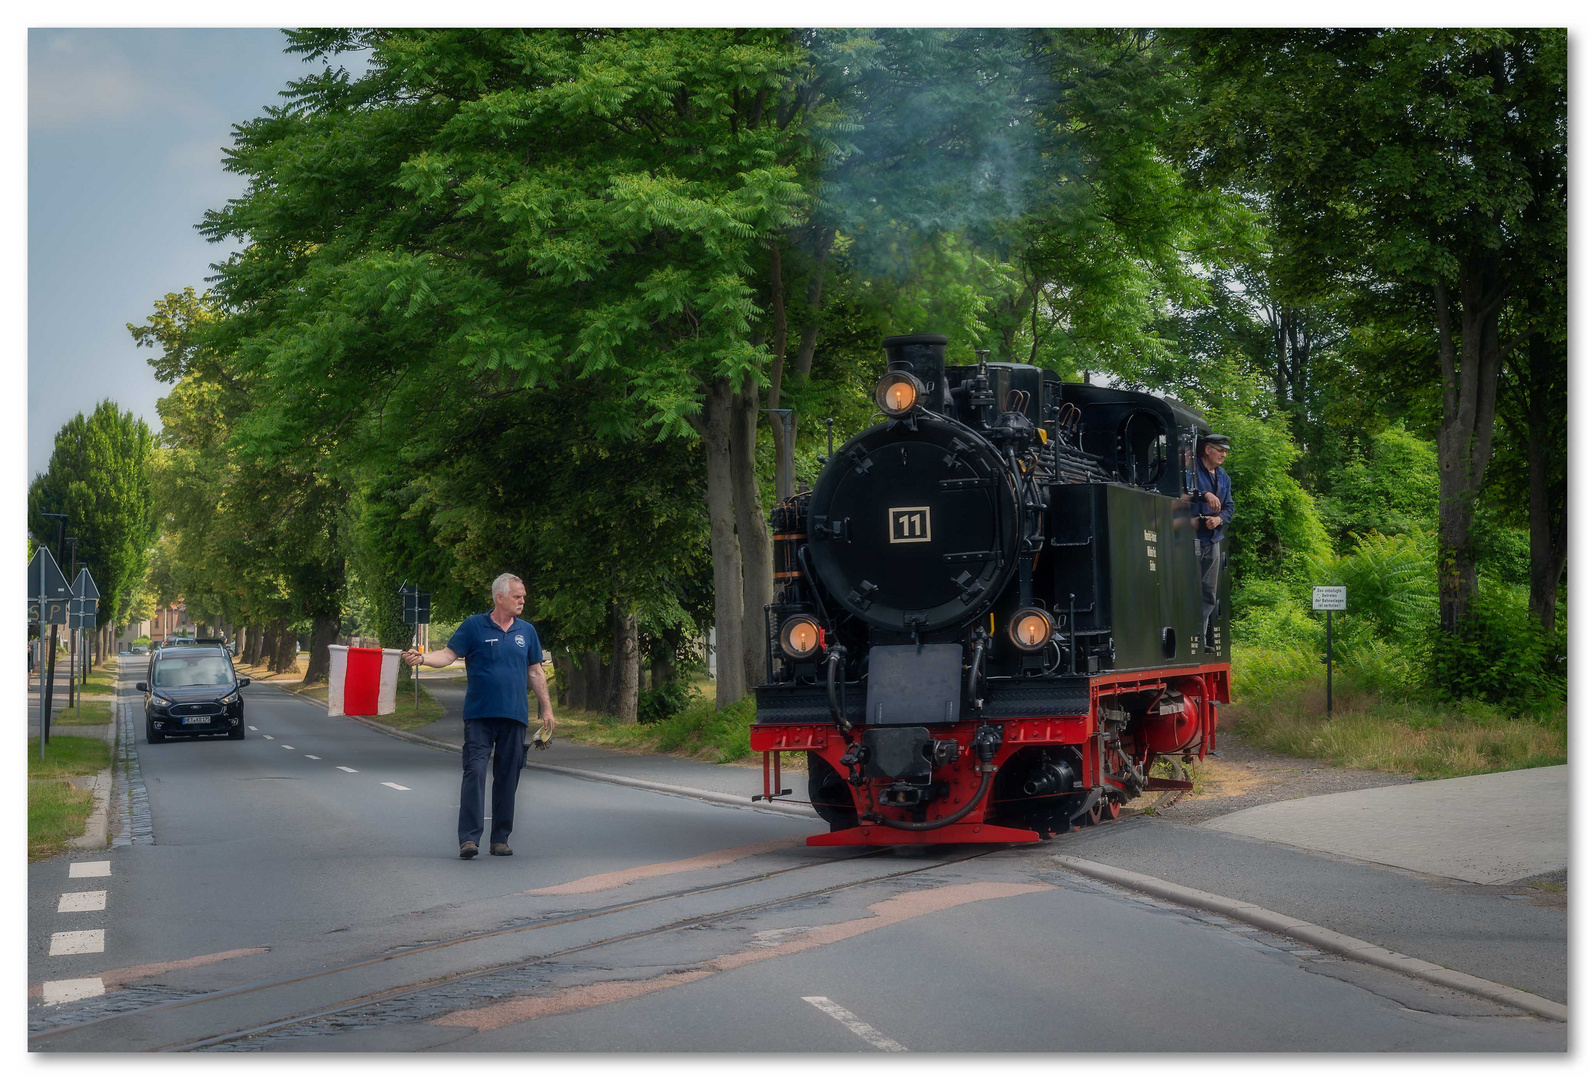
[1184,433,1233,651]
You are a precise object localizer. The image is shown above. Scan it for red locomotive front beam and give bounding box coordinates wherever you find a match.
[751,661,1230,846]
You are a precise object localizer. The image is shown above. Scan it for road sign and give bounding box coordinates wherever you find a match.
[69,611,97,630]
[44,599,69,625]
[28,547,72,600]
[1312,586,1347,611]
[400,582,430,626]
[69,596,97,615]
[72,567,100,601]
[29,599,41,623]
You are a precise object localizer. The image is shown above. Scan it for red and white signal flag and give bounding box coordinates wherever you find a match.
[327,645,403,717]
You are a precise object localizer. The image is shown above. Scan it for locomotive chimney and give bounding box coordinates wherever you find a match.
[882,334,949,413]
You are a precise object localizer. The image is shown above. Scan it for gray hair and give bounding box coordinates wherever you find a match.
[491,573,524,600]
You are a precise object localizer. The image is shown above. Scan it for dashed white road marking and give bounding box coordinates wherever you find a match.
[50,930,105,956]
[42,978,105,1006]
[68,861,111,879]
[57,891,107,913]
[248,725,258,731]
[381,782,410,791]
[263,734,275,740]
[802,996,907,1051]
[305,755,321,760]
[281,745,295,750]
[336,766,358,773]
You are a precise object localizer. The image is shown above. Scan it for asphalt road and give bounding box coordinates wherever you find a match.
[26,665,1566,1053]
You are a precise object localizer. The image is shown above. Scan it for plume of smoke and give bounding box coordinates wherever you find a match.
[809,29,1050,281]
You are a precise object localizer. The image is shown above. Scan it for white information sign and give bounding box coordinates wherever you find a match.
[1312,586,1347,611]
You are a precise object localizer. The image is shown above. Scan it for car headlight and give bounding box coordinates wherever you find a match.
[221,691,241,705]
[151,695,173,708]
[1008,607,1054,653]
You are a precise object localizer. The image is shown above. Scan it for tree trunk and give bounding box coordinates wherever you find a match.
[731,373,773,693]
[553,652,579,710]
[701,376,747,706]
[271,618,297,674]
[582,650,606,714]
[1524,333,1567,632]
[261,622,280,672]
[246,625,263,667]
[301,613,339,686]
[605,603,640,723]
[1434,271,1507,634]
[651,654,673,694]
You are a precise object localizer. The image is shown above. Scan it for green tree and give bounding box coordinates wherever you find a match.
[1176,29,1567,635]
[27,401,158,648]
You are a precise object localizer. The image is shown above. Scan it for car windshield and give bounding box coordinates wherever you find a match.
[153,655,233,689]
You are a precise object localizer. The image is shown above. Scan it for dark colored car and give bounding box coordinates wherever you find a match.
[136,646,250,743]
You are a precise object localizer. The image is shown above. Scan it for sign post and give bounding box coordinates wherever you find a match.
[399,583,431,713]
[1312,586,1347,716]
[29,546,73,754]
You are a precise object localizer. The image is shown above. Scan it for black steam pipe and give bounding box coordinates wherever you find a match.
[825,647,850,734]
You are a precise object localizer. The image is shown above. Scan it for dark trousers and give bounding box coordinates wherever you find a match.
[1199,541,1222,644]
[459,717,526,845]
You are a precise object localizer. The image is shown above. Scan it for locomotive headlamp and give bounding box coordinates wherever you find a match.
[780,616,824,661]
[1008,608,1054,652]
[874,372,922,417]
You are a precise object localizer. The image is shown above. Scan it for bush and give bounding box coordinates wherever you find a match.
[1429,579,1566,706]
[637,678,702,725]
[1318,424,1438,547]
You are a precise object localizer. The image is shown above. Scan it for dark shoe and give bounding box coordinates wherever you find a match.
[490,843,513,856]
[459,841,478,859]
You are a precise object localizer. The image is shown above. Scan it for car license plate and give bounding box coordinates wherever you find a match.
[182,715,214,725]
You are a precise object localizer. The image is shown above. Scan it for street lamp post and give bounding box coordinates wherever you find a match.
[65,537,79,710]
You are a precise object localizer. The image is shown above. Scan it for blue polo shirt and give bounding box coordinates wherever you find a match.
[448,613,542,725]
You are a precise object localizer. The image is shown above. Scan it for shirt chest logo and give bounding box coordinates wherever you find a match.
[514,634,525,648]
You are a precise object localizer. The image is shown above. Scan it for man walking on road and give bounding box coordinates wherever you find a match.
[402,573,557,859]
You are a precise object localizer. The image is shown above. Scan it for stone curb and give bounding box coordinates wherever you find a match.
[330,707,818,820]
[67,691,119,851]
[1053,855,1567,1024]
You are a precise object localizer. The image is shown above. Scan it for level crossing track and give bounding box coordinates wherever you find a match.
[31,841,1000,1052]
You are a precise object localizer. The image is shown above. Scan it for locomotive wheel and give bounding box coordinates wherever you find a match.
[1082,801,1104,826]
[1101,797,1121,821]
[807,752,860,831]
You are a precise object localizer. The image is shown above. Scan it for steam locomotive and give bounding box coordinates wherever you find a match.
[750,334,1230,844]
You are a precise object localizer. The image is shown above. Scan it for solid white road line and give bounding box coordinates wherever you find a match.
[381,782,411,791]
[337,766,358,773]
[68,861,111,879]
[305,755,321,760]
[57,891,107,913]
[42,978,105,1006]
[802,997,908,1051]
[50,930,105,956]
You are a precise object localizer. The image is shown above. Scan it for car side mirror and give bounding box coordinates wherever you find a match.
[135,682,148,692]
[238,678,251,687]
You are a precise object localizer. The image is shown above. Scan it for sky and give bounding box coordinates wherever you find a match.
[26,28,322,479]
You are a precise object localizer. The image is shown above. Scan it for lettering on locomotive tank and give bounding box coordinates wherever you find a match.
[889,506,932,543]
[1144,529,1158,542]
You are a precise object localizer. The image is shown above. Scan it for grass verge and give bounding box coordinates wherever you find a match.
[556,693,805,771]
[28,736,112,862]
[53,700,113,725]
[1229,662,1566,780]
[294,681,447,732]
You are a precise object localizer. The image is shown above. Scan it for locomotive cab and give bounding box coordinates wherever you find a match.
[753,334,1230,845]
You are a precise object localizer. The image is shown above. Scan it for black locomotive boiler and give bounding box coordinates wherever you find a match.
[750,334,1230,844]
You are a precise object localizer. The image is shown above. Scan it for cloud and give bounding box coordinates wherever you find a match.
[30,30,222,131]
